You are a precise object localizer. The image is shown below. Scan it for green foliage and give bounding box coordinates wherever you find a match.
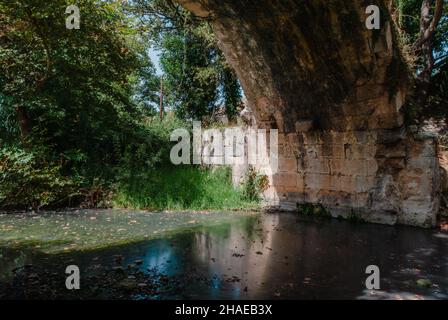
[222,67,242,121]
[128,0,242,121]
[129,39,161,113]
[0,146,81,209]
[297,203,314,216]
[241,166,269,202]
[425,61,448,119]
[0,0,157,171]
[395,0,447,59]
[0,1,169,209]
[395,0,448,121]
[0,1,244,212]
[113,166,258,211]
[116,115,188,178]
[296,203,331,218]
[346,210,366,223]
[112,118,263,211]
[160,29,219,120]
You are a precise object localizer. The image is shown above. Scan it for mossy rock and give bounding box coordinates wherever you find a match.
[416,279,432,288]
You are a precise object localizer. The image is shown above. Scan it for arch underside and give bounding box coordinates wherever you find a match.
[178,0,441,227]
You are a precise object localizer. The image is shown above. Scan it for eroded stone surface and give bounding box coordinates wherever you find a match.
[177,0,442,227]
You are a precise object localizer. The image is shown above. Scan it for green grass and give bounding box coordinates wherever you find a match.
[113,166,260,211]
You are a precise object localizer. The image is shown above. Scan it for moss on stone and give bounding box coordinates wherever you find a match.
[296,203,331,218]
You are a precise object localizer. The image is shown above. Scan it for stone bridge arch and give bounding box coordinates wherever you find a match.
[177,0,441,227]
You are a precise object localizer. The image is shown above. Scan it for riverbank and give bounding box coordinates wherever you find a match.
[0,157,263,211]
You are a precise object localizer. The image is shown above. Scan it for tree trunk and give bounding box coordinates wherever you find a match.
[16,105,31,139]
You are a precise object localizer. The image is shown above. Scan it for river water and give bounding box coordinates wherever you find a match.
[0,210,447,299]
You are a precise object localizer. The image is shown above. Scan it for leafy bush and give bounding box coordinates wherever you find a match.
[116,116,188,176]
[0,147,81,210]
[241,166,269,202]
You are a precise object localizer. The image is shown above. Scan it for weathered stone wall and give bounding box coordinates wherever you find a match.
[177,0,442,227]
[263,129,439,227]
[228,126,440,227]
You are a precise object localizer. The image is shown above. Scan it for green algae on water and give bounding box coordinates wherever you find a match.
[0,209,259,254]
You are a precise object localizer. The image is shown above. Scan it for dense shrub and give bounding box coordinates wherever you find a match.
[0,147,81,210]
[116,115,189,179]
[241,166,269,202]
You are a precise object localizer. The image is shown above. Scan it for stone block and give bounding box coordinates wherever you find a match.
[273,173,298,188]
[297,174,305,191]
[263,186,279,202]
[303,145,321,160]
[353,192,370,208]
[328,174,342,191]
[295,120,314,132]
[366,159,379,176]
[399,198,438,228]
[304,173,331,190]
[279,157,297,173]
[304,159,330,174]
[407,157,438,170]
[330,159,367,176]
[321,144,345,159]
[407,140,437,158]
[354,175,375,193]
[400,175,433,198]
[329,159,344,175]
[302,132,322,145]
[340,175,356,193]
[356,85,386,102]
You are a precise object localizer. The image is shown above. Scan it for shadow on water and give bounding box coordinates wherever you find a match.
[0,211,447,300]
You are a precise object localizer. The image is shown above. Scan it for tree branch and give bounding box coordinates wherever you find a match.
[413,0,444,50]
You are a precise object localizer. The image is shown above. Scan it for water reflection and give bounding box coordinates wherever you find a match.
[0,212,447,299]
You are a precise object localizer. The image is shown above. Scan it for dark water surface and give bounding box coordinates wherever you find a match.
[1,211,447,300]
